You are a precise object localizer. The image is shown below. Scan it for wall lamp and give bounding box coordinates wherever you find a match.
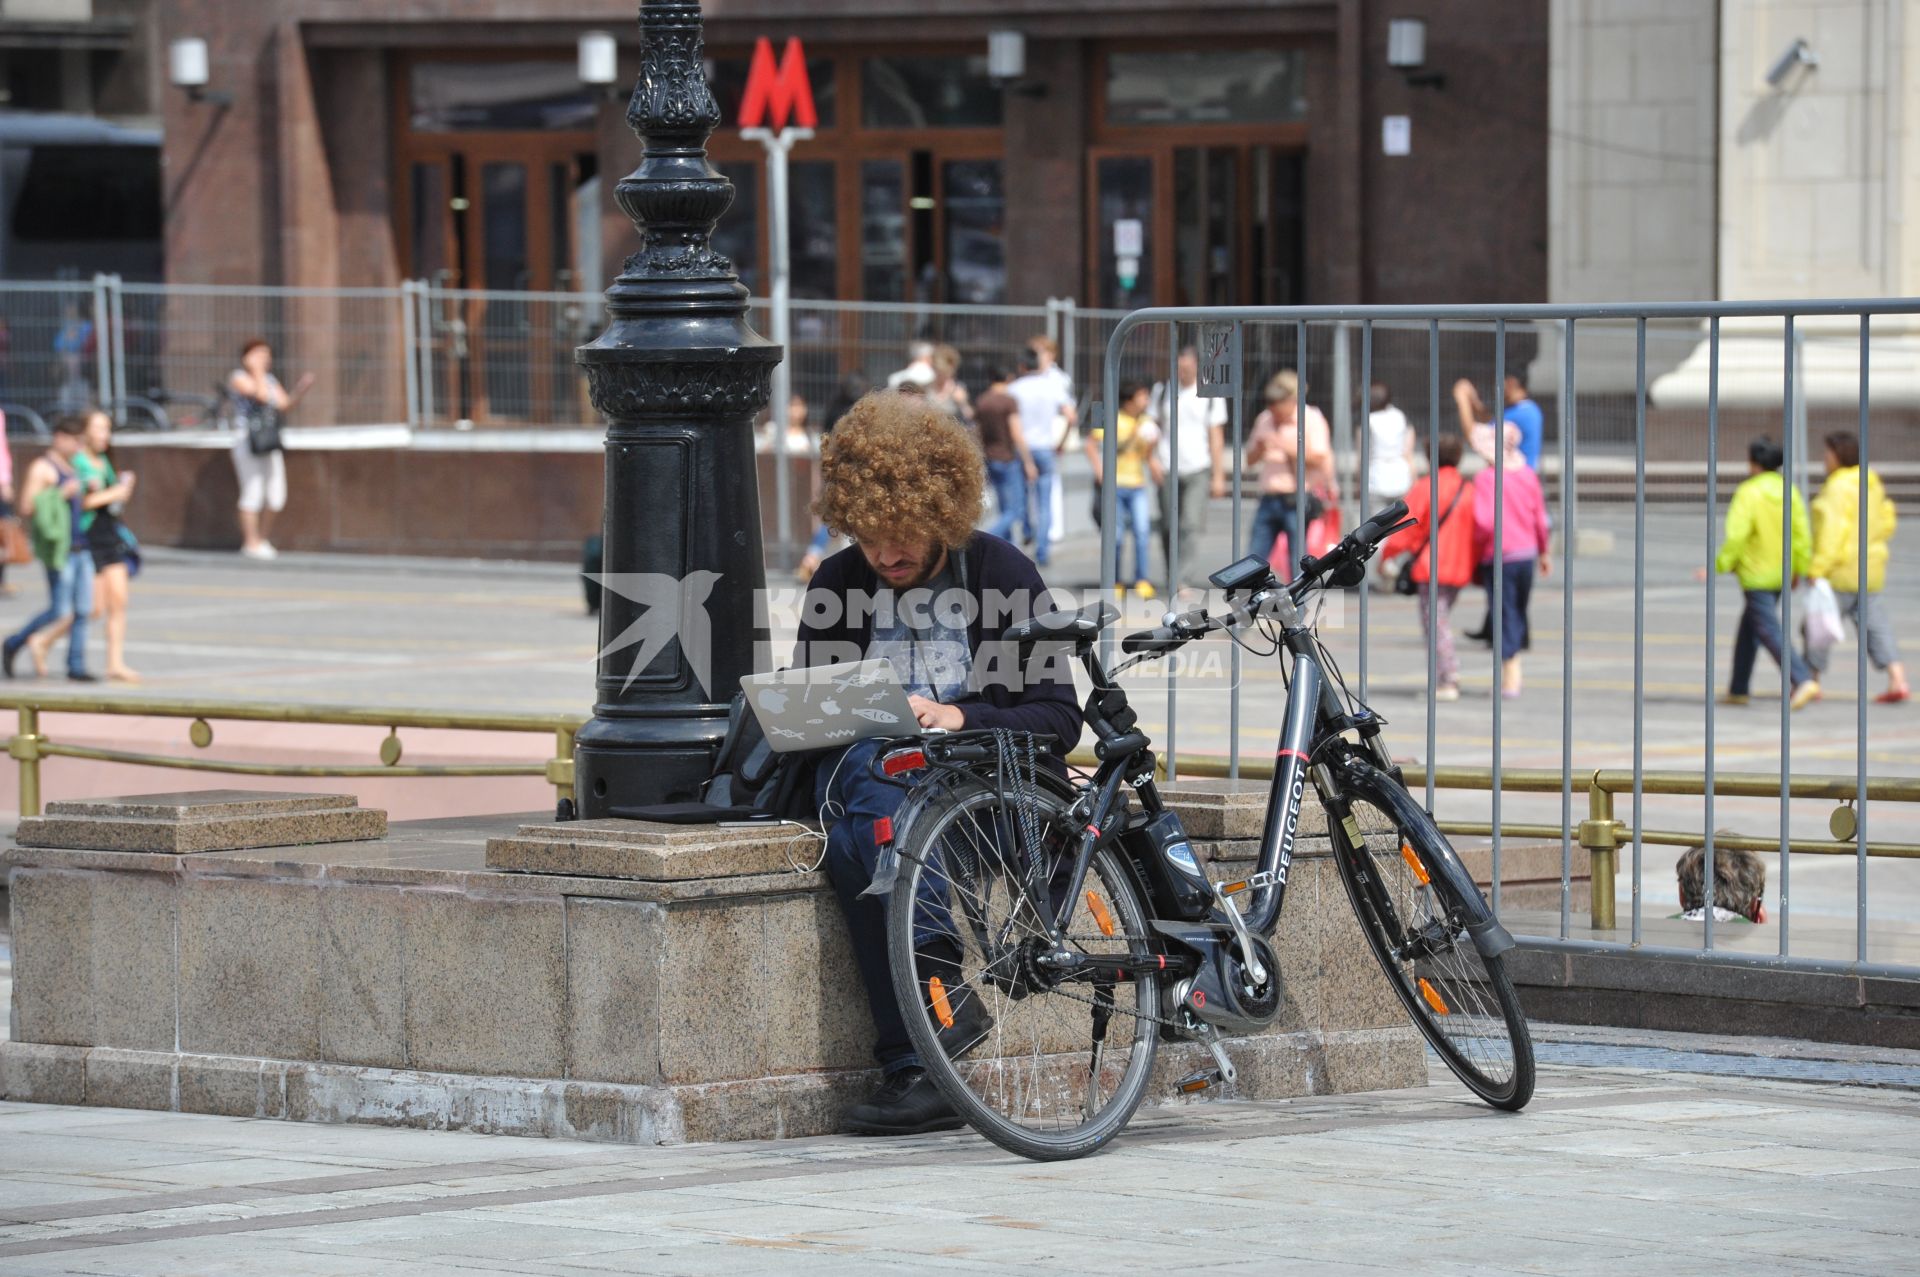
[169,37,232,107]
[1386,18,1446,90]
[578,31,622,99]
[1764,37,1818,89]
[987,30,1045,99]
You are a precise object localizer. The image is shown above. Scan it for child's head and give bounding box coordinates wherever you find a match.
[1748,436,1784,475]
[1120,380,1149,413]
[1436,432,1464,469]
[1676,844,1766,922]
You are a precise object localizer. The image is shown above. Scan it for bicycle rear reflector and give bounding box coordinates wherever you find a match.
[1418,977,1450,1015]
[928,976,956,1028]
[882,748,928,776]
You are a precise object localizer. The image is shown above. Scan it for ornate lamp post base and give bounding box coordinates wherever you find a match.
[574,0,780,817]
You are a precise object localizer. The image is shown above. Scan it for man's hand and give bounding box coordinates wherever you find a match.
[1209,475,1228,500]
[908,695,965,731]
[1538,553,1551,579]
[1694,566,1711,583]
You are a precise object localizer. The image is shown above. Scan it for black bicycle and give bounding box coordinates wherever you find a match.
[869,500,1534,1161]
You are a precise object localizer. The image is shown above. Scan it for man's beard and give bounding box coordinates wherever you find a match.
[868,544,946,590]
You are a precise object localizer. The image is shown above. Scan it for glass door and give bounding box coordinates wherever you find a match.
[1090,151,1156,311]
[402,142,594,422]
[1087,144,1302,308]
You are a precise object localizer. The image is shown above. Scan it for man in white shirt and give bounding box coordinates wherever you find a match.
[1007,341,1076,568]
[887,341,936,391]
[1150,346,1228,589]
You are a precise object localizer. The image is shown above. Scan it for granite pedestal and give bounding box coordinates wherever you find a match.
[2,784,1424,1145]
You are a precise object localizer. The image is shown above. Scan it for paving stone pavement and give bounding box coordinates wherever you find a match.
[1,1027,1918,1276]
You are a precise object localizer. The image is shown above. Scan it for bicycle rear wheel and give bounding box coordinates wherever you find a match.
[886,780,1160,1161]
[1330,768,1534,1110]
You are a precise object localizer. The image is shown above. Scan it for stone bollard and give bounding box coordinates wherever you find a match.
[573,0,782,817]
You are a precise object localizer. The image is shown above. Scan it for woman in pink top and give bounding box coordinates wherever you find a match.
[1471,423,1552,698]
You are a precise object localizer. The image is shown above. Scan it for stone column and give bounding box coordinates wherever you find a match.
[573,0,781,817]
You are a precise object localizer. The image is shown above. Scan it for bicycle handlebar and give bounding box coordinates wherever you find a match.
[1118,501,1414,654]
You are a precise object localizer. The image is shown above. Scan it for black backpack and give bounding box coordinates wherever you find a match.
[607,690,816,825]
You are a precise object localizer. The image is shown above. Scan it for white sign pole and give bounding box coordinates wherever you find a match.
[741,125,812,567]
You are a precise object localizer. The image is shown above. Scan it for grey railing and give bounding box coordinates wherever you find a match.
[1098,300,1920,979]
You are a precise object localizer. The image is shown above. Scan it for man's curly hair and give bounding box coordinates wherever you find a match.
[814,391,984,548]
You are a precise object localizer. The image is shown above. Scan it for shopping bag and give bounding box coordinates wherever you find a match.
[1804,579,1845,658]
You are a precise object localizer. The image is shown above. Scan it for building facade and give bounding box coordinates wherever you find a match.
[153,0,1548,309]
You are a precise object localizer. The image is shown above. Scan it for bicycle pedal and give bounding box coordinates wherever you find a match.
[1174,1068,1224,1095]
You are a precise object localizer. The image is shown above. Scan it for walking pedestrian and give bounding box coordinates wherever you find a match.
[1381,433,1474,701]
[1470,422,1551,699]
[1150,346,1228,591]
[74,408,139,683]
[927,344,973,425]
[1088,381,1160,598]
[1026,335,1076,548]
[1708,437,1820,710]
[974,365,1036,543]
[227,339,313,561]
[2,414,96,681]
[1007,346,1075,568]
[1456,370,1544,643]
[1806,430,1907,703]
[1243,370,1332,579]
[1365,380,1416,514]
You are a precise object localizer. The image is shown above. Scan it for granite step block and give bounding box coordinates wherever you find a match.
[486,817,823,881]
[13,790,386,854]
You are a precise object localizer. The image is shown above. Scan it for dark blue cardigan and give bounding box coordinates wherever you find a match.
[792,533,1083,756]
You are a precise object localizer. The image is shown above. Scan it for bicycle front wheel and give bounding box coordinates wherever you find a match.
[886,780,1160,1161]
[1330,764,1535,1110]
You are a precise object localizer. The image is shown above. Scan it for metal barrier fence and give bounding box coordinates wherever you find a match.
[0,691,582,817]
[1097,300,1920,980]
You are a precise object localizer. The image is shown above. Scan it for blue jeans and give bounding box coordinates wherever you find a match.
[1023,447,1057,565]
[1248,495,1302,578]
[6,549,93,675]
[1731,588,1812,696]
[1494,558,1535,661]
[986,458,1028,542]
[815,738,957,1075]
[1113,485,1152,584]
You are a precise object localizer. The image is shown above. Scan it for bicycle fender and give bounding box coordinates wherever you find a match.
[1332,756,1516,961]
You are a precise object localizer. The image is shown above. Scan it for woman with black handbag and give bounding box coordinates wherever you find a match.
[1380,433,1473,701]
[227,339,313,561]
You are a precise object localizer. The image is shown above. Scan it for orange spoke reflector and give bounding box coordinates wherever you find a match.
[1418,977,1450,1016]
[1400,842,1431,885]
[928,976,955,1029]
[1086,890,1116,937]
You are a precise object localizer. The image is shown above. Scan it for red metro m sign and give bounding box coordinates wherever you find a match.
[738,36,818,132]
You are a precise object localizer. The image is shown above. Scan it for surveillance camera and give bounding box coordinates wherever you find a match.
[1765,37,1817,89]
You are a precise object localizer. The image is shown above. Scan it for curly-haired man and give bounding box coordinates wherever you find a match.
[797,390,1082,1136]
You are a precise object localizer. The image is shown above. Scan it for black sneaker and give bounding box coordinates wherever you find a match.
[842,1067,963,1136]
[67,670,98,683]
[1,638,16,679]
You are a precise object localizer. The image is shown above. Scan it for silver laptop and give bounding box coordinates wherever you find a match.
[741,658,923,753]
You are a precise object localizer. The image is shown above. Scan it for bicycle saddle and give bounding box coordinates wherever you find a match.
[1000,600,1117,646]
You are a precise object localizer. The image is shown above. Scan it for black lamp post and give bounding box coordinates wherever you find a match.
[573,0,781,817]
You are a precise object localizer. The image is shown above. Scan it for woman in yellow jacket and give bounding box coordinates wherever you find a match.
[1807,431,1908,704]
